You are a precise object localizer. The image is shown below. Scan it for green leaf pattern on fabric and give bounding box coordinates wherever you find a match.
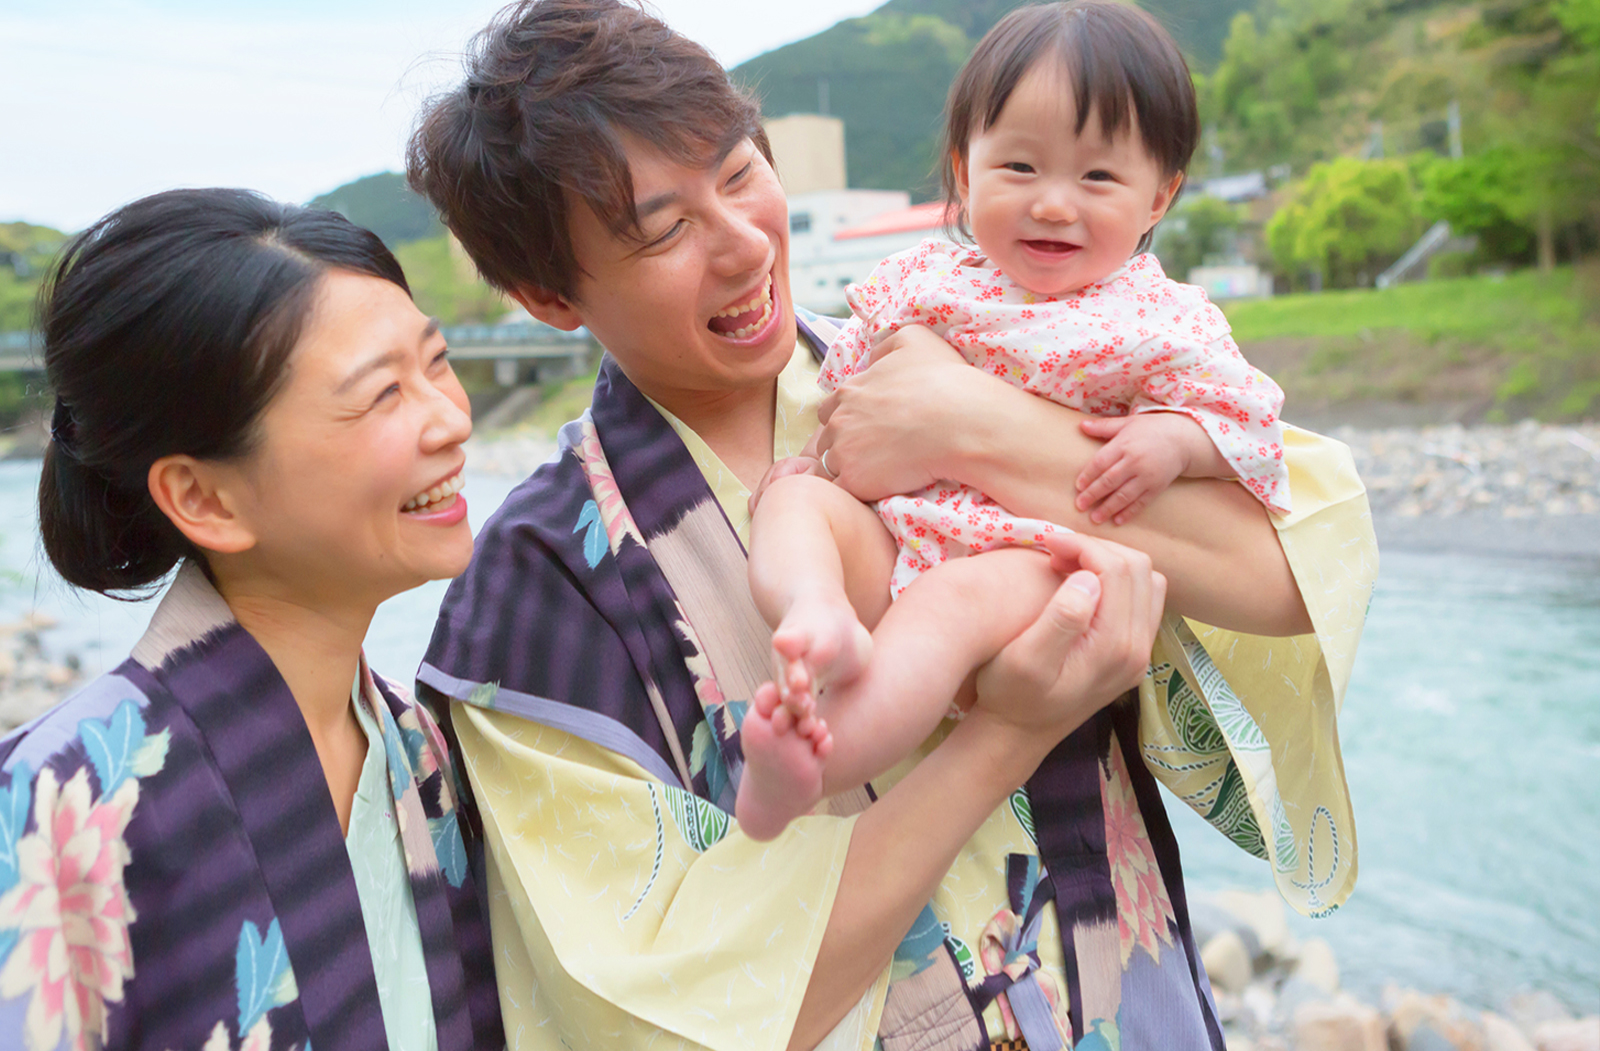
[662,784,729,854]
[1009,789,1037,849]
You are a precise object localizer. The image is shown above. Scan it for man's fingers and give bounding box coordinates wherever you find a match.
[1002,569,1102,681]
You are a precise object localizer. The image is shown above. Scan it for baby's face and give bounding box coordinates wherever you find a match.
[956,59,1181,297]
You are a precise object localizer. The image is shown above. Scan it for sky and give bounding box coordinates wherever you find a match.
[0,0,884,231]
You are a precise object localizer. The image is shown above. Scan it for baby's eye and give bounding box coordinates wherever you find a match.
[1085,169,1115,182]
[1003,162,1035,174]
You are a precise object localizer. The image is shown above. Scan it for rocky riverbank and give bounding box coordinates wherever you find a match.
[1191,889,1599,1051]
[0,612,80,732]
[1337,422,1600,561]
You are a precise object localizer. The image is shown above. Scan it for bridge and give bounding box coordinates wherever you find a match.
[0,321,597,386]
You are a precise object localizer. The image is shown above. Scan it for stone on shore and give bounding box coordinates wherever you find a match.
[1292,995,1386,1051]
[1293,938,1340,995]
[1482,1013,1537,1051]
[1202,930,1254,995]
[1212,889,1294,959]
[1384,986,1487,1051]
[1533,1018,1600,1051]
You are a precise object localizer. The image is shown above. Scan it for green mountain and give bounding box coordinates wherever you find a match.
[308,171,441,249]
[733,0,1252,198]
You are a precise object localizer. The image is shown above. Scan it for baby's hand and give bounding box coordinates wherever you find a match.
[1074,413,1222,525]
[748,455,830,515]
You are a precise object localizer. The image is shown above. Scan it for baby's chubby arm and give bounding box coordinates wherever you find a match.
[1074,412,1234,525]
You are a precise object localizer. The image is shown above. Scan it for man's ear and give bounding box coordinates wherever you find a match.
[509,284,585,332]
[1148,171,1185,228]
[147,455,256,556]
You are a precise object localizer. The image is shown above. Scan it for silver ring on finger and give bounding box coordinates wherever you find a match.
[820,448,835,478]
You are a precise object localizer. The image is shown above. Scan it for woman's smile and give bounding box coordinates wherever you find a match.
[401,467,467,522]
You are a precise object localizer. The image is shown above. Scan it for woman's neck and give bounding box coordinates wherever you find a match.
[209,566,374,833]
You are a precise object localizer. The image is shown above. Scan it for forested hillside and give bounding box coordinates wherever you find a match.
[731,0,1253,196]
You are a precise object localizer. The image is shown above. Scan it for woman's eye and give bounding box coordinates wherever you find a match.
[728,161,753,186]
[375,382,401,405]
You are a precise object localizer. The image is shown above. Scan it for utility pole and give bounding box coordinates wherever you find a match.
[1447,100,1462,160]
[817,77,830,116]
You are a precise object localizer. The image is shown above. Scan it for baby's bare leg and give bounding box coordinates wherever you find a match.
[814,546,1065,797]
[748,473,897,697]
[740,473,897,840]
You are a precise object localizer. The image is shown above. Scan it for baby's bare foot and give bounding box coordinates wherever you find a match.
[737,683,834,841]
[771,595,873,710]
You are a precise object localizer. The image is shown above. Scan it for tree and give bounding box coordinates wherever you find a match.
[1152,195,1245,281]
[1266,157,1425,288]
[1417,149,1536,264]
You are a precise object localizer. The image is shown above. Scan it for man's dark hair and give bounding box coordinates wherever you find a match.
[940,0,1199,251]
[408,0,771,302]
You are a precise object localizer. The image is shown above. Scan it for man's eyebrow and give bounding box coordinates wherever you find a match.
[635,192,679,222]
[422,316,442,341]
[632,141,746,222]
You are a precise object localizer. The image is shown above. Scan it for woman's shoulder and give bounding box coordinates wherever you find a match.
[1,664,171,787]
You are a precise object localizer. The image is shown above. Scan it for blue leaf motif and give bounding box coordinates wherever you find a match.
[0,763,34,894]
[574,500,607,568]
[430,811,467,888]
[0,765,32,969]
[80,700,146,797]
[236,918,291,1034]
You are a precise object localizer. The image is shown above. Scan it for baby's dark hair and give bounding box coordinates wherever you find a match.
[940,0,1199,250]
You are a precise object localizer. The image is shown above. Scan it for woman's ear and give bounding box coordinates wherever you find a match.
[509,285,585,332]
[147,455,257,556]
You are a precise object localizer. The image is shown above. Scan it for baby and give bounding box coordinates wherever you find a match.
[737,0,1289,840]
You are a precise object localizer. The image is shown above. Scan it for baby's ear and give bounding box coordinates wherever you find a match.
[1149,172,1185,226]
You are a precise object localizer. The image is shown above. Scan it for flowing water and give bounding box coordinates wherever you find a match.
[1,460,1596,1013]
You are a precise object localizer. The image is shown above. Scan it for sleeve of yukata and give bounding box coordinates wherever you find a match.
[1139,425,1376,919]
[451,705,887,1051]
[818,238,950,396]
[1129,294,1292,516]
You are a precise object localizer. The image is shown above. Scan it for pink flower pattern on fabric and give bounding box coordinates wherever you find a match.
[576,416,646,557]
[820,238,1290,596]
[0,768,138,1051]
[1101,738,1178,967]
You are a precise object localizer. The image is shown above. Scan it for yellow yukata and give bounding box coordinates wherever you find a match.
[441,337,1376,1050]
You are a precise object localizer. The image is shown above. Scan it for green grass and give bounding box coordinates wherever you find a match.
[1220,268,1586,344]
[1221,265,1600,420]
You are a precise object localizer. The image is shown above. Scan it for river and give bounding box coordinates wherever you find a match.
[1,459,1596,1014]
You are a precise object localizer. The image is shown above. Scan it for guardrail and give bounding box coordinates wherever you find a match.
[0,322,596,381]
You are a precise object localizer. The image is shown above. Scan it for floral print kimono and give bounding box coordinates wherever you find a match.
[0,563,503,1051]
[419,315,1376,1050]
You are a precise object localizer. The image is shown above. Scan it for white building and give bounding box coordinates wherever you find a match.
[787,197,954,312]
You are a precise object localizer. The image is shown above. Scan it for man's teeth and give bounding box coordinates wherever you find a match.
[722,298,774,339]
[712,281,772,320]
[403,473,464,512]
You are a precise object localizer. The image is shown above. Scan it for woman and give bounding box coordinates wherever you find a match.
[0,190,502,1051]
[409,2,1374,1048]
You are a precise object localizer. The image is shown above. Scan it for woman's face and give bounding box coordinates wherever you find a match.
[219,270,473,608]
[557,136,796,409]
